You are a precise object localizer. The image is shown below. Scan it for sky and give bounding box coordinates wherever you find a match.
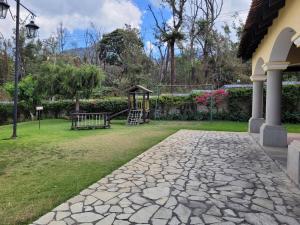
[0,0,252,51]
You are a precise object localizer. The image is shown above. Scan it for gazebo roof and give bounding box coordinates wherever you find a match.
[128,85,153,93]
[238,0,285,61]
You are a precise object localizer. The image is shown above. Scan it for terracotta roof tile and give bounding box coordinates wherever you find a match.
[238,0,285,61]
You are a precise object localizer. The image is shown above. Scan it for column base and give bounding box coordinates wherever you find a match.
[248,117,265,133]
[260,124,288,147]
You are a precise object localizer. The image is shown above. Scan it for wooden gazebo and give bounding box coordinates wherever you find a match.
[127,85,152,125]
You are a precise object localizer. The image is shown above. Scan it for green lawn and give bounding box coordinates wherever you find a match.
[0,119,299,225]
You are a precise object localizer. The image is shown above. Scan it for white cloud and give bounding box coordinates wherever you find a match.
[145,40,155,55]
[0,0,142,39]
[216,0,252,24]
[211,0,251,40]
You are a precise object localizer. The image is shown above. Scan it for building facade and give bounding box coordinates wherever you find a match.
[238,0,300,147]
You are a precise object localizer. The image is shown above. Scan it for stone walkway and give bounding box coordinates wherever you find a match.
[32,131,300,225]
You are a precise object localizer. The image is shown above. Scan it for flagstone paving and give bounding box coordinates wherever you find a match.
[31,130,300,225]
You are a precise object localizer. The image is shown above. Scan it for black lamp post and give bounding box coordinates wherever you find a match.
[0,0,39,139]
[25,20,39,38]
[0,0,9,19]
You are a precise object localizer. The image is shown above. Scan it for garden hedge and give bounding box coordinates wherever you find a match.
[0,85,299,125]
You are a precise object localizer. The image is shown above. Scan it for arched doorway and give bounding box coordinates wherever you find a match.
[260,27,300,147]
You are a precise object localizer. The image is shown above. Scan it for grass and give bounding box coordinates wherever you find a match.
[0,119,299,224]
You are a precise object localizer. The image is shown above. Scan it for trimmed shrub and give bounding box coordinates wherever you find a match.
[227,88,252,121]
[0,85,299,124]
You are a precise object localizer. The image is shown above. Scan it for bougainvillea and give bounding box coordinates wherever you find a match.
[195,92,211,106]
[195,89,229,111]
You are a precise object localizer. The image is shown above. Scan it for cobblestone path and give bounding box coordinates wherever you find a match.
[32,131,300,225]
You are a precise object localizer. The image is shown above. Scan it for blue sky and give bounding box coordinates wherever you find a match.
[136,0,251,53]
[0,0,252,50]
[135,1,171,49]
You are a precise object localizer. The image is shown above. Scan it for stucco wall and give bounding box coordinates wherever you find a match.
[252,0,300,73]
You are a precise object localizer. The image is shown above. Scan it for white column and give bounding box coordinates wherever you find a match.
[252,81,264,118]
[265,70,282,125]
[249,75,266,133]
[260,62,289,147]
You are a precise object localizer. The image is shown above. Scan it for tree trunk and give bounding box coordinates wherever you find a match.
[30,111,35,121]
[202,38,209,83]
[159,62,164,83]
[170,41,175,93]
[75,95,80,112]
[190,38,196,84]
[164,45,170,82]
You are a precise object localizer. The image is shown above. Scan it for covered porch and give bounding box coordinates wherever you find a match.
[238,0,300,147]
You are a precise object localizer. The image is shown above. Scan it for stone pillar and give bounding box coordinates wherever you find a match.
[260,62,289,147]
[287,141,300,184]
[248,75,266,133]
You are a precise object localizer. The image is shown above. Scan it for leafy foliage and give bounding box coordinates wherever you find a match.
[98,27,154,94]
[99,28,143,66]
[226,88,253,121]
[5,75,41,115]
[2,86,300,124]
[36,62,105,111]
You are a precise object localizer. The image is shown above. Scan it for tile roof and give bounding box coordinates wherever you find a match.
[238,0,285,61]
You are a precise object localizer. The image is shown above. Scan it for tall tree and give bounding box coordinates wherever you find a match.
[149,0,187,92]
[185,0,202,83]
[98,26,153,94]
[11,27,44,79]
[84,23,102,65]
[42,35,59,64]
[196,0,223,83]
[0,37,12,85]
[154,41,169,83]
[57,22,67,53]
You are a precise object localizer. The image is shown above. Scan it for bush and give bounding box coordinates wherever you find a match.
[226,85,300,122]
[0,85,299,125]
[0,87,10,101]
[0,98,129,125]
[0,102,31,124]
[282,85,300,121]
[226,88,252,121]
[0,103,12,124]
[154,86,300,122]
[42,98,128,119]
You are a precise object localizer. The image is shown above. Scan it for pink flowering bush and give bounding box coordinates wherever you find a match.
[195,92,211,106]
[195,89,228,112]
